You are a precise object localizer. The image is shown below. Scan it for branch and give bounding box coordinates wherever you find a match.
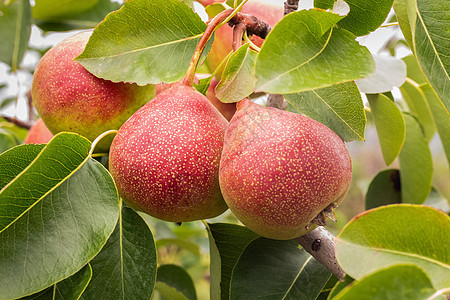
[295,226,345,280]
[284,0,299,15]
[228,12,272,40]
[1,115,32,129]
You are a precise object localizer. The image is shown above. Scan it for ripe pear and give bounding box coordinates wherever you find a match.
[31,31,154,152]
[219,99,352,240]
[109,82,229,222]
[206,0,284,77]
[24,119,54,144]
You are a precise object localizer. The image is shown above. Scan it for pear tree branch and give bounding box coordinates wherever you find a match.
[295,226,345,280]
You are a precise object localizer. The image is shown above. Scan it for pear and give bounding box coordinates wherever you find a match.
[31,31,154,152]
[219,99,352,240]
[24,119,54,145]
[109,82,229,222]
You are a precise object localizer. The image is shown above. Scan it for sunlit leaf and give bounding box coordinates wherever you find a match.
[32,0,99,19]
[76,0,210,85]
[336,204,450,289]
[255,9,374,94]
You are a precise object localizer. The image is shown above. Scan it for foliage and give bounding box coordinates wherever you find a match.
[0,0,449,299]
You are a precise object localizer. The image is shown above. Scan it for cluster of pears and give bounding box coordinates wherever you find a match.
[31,1,352,240]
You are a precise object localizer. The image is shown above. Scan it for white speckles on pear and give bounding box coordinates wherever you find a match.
[219,98,352,240]
[109,83,229,222]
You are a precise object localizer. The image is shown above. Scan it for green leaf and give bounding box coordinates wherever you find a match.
[255,9,375,94]
[230,238,331,300]
[284,82,366,142]
[333,265,436,300]
[403,55,427,84]
[367,94,406,165]
[355,55,406,93]
[156,264,197,300]
[20,264,92,300]
[34,0,122,32]
[336,204,450,290]
[194,75,213,96]
[327,275,354,299]
[393,0,415,48]
[216,43,257,103]
[207,223,259,300]
[32,0,99,19]
[398,114,433,204]
[422,84,450,167]
[76,0,210,85]
[365,169,402,210]
[400,79,436,141]
[80,206,157,300]
[315,0,394,36]
[414,0,450,111]
[0,133,90,230]
[0,128,19,154]
[0,0,31,71]
[0,133,120,299]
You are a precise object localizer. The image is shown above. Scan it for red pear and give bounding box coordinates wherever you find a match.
[31,31,154,151]
[109,82,229,222]
[219,99,352,240]
[24,119,54,144]
[206,0,284,77]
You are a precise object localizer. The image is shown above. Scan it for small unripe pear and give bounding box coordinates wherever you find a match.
[109,83,229,222]
[31,31,154,151]
[24,119,54,144]
[219,99,352,240]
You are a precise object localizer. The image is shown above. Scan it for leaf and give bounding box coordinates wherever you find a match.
[32,0,100,19]
[80,206,157,300]
[255,9,375,94]
[34,0,122,32]
[156,264,197,300]
[400,79,435,141]
[0,0,32,71]
[422,84,450,167]
[216,43,257,103]
[229,238,331,300]
[20,264,92,300]
[156,238,200,256]
[333,264,436,300]
[403,55,427,84]
[414,0,450,111]
[396,0,450,110]
[365,169,402,210]
[0,133,120,299]
[207,223,259,300]
[194,75,213,96]
[327,275,354,299]
[284,81,366,142]
[335,204,450,290]
[76,0,210,85]
[0,128,19,154]
[398,113,433,204]
[355,55,407,93]
[367,94,406,165]
[315,0,394,36]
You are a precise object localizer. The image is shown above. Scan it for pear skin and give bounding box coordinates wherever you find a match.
[109,83,229,222]
[219,99,352,240]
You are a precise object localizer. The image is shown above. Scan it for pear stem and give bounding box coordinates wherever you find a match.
[182,9,234,87]
[295,226,345,281]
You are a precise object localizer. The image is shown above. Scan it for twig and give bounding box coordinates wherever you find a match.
[1,115,32,129]
[295,226,345,280]
[232,22,246,51]
[284,0,299,14]
[228,12,272,40]
[266,0,298,109]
